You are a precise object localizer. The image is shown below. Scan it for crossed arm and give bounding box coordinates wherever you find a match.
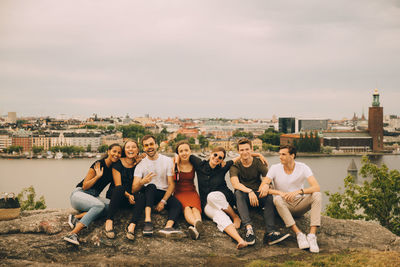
[268,175,320,202]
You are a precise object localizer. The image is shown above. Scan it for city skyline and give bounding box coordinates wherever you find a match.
[1,1,400,119]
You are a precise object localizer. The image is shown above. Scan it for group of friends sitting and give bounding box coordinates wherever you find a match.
[63,135,322,253]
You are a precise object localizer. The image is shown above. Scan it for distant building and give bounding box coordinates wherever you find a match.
[0,133,12,150]
[298,119,328,131]
[368,89,384,152]
[7,112,17,124]
[101,134,124,146]
[323,131,372,152]
[280,134,300,146]
[279,117,296,133]
[12,130,33,152]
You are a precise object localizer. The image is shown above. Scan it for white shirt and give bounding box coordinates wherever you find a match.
[134,154,173,191]
[267,161,313,193]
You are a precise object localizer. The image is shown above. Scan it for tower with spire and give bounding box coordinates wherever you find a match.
[368,89,384,152]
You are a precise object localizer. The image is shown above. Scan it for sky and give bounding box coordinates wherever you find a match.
[1,0,399,120]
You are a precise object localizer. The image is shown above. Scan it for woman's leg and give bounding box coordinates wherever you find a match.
[105,185,125,231]
[70,189,106,234]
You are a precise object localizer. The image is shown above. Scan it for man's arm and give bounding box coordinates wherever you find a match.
[257,176,272,198]
[155,175,175,212]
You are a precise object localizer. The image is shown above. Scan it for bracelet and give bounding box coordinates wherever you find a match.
[300,189,304,195]
[248,190,253,194]
[161,199,167,204]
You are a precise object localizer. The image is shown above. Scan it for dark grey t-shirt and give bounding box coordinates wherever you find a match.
[229,157,268,191]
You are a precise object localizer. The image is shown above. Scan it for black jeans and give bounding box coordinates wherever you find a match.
[234,190,276,233]
[144,184,182,222]
[107,185,145,224]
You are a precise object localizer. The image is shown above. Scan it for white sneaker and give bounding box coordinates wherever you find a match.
[296,232,310,249]
[307,234,319,253]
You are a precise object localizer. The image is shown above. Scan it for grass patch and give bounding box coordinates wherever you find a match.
[246,250,400,267]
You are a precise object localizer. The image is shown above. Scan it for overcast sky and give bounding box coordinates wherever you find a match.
[1,0,399,120]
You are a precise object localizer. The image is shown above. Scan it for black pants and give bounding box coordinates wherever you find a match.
[144,184,182,222]
[107,185,145,224]
[234,190,277,233]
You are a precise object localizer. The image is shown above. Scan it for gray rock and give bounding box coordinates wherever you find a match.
[0,208,398,266]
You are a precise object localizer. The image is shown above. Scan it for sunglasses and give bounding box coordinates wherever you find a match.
[213,153,224,160]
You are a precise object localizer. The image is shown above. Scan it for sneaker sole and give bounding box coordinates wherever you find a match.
[188,228,199,240]
[268,233,291,245]
[158,231,185,239]
[143,231,153,236]
[195,221,204,234]
[63,237,79,245]
[246,239,256,245]
[67,215,74,229]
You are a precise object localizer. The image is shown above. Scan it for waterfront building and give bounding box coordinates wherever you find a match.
[322,131,372,153]
[368,89,384,152]
[0,133,12,151]
[12,129,33,152]
[101,133,124,146]
[280,134,300,146]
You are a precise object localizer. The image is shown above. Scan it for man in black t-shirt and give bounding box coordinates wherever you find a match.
[230,138,290,246]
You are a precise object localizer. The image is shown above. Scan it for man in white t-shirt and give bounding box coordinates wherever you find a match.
[267,145,322,253]
[132,135,183,237]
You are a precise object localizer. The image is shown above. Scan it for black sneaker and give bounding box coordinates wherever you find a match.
[264,231,291,245]
[68,214,78,229]
[143,221,153,236]
[63,233,79,245]
[195,220,204,234]
[188,226,199,240]
[158,227,184,238]
[245,227,256,245]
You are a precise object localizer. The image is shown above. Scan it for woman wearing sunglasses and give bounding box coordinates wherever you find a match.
[188,147,248,249]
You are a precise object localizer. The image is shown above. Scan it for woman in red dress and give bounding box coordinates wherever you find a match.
[174,140,203,240]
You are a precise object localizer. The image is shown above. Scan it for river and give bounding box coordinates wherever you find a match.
[0,154,399,209]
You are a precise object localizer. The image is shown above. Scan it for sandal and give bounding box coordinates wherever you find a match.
[104,228,115,239]
[126,225,135,241]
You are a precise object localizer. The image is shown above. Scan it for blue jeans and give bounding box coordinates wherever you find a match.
[70,187,110,227]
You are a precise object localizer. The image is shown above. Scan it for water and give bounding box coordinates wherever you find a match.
[0,155,399,209]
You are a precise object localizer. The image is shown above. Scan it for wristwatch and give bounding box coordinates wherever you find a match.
[161,199,167,204]
[300,189,305,196]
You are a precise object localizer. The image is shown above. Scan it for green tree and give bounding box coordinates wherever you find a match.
[174,133,187,142]
[98,144,108,153]
[325,157,400,235]
[17,186,46,211]
[117,124,151,141]
[86,144,92,152]
[31,146,44,155]
[232,130,254,139]
[155,128,169,145]
[198,135,209,149]
[258,129,281,145]
[6,145,23,154]
[188,137,196,144]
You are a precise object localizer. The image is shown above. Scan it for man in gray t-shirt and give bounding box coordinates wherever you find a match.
[230,138,290,246]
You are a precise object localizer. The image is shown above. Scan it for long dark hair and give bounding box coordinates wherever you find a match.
[101,143,122,160]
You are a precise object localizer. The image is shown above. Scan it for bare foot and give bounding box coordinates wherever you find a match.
[105,219,113,231]
[236,240,248,249]
[233,216,241,229]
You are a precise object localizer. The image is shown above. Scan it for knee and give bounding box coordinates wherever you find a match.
[234,190,245,200]
[265,194,274,204]
[207,191,223,204]
[273,195,285,206]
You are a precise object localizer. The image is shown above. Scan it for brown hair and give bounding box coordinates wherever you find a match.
[279,144,297,159]
[236,137,252,150]
[211,146,226,159]
[175,140,191,154]
[141,134,156,145]
[101,143,122,160]
[122,139,139,158]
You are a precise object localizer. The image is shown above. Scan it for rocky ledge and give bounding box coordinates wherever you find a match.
[0,209,399,266]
